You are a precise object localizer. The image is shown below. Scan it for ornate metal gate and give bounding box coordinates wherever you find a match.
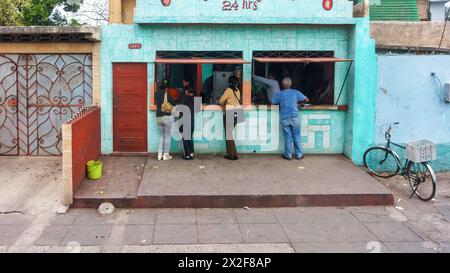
[0,54,92,156]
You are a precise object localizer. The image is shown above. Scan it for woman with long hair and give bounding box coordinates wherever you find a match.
[155,79,175,161]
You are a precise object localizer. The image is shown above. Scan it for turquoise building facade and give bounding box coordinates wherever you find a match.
[100,0,378,165]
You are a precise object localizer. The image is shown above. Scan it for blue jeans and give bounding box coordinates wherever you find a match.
[157,116,174,154]
[281,117,302,159]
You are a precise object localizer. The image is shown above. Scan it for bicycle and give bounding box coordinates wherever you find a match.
[363,122,437,201]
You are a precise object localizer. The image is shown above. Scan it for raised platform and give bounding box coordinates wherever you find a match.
[73,155,394,208]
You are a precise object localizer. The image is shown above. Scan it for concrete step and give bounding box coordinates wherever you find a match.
[73,155,395,209]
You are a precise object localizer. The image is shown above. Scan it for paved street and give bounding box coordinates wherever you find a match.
[0,157,449,253]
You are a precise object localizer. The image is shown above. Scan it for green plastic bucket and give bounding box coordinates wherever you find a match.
[86,160,103,180]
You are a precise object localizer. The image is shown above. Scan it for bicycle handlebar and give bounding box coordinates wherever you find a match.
[385,122,400,141]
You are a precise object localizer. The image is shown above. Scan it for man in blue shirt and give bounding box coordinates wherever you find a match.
[271,77,309,160]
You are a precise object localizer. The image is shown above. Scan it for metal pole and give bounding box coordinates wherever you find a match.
[335,61,353,106]
[438,6,450,51]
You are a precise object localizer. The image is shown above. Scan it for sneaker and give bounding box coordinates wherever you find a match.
[224,155,238,160]
[282,155,292,160]
[182,155,193,160]
[295,155,304,160]
[163,153,173,161]
[157,153,163,161]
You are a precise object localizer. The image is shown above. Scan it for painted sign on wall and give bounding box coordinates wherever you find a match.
[135,0,354,24]
[160,0,335,12]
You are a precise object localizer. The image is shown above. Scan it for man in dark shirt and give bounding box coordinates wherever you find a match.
[179,77,196,160]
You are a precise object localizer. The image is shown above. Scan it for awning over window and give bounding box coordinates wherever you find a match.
[253,57,353,63]
[155,58,249,64]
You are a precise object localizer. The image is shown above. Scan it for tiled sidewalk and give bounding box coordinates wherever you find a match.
[2,206,449,253]
[1,157,449,253]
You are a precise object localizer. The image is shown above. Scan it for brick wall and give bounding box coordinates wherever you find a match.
[62,107,101,205]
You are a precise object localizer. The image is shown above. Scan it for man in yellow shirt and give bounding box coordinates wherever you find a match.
[219,76,242,160]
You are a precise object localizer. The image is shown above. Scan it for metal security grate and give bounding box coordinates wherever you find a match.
[156,51,243,59]
[0,54,93,156]
[0,33,90,43]
[252,51,335,58]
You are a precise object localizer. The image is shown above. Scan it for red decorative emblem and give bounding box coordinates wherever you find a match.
[7,98,17,107]
[161,0,171,7]
[323,0,333,11]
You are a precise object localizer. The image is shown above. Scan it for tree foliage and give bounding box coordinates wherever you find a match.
[0,0,83,26]
[0,0,29,26]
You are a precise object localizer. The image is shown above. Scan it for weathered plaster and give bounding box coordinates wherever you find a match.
[376,55,450,172]
[100,0,378,162]
[135,0,355,24]
[100,24,354,154]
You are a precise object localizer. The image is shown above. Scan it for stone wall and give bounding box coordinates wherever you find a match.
[371,21,450,50]
[417,0,430,21]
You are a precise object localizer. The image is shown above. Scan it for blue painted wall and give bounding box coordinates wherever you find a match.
[146,109,347,155]
[344,17,378,165]
[100,24,355,155]
[376,55,450,172]
[135,0,355,24]
[99,1,379,165]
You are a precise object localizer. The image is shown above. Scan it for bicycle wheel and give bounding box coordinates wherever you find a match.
[407,161,436,201]
[363,147,400,178]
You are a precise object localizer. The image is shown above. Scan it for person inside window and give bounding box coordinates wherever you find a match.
[252,73,280,103]
[202,75,214,105]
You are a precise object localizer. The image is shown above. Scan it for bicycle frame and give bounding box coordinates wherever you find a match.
[367,122,438,201]
[383,126,410,176]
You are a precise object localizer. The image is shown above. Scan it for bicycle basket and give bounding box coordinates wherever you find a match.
[406,139,436,163]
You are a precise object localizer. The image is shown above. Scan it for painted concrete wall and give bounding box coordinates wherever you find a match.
[100,1,378,164]
[100,24,354,155]
[135,0,355,24]
[146,109,346,155]
[376,55,450,172]
[345,17,378,165]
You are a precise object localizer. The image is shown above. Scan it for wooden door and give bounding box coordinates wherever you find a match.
[113,63,148,152]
